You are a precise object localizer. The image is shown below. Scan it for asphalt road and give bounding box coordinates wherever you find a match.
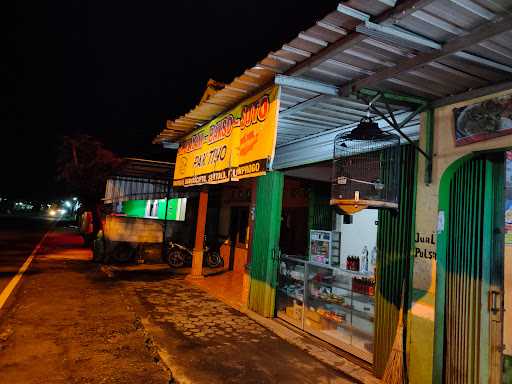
[0,225,170,383]
[0,214,54,294]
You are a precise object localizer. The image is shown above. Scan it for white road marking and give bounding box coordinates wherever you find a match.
[0,229,52,310]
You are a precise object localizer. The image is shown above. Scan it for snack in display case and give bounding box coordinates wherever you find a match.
[281,284,303,301]
[284,300,303,321]
[305,263,375,357]
[316,308,345,323]
[277,256,307,326]
[309,284,345,305]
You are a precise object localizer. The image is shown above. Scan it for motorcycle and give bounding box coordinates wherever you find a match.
[166,236,224,268]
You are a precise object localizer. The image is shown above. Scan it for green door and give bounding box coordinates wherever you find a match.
[442,155,505,384]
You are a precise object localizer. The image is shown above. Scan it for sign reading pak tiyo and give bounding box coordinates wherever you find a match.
[173,86,280,187]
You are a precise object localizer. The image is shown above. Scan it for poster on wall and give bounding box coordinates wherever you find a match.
[453,94,512,146]
[506,151,512,245]
[309,230,332,265]
[173,86,280,187]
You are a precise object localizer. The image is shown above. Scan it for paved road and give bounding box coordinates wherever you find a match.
[120,274,356,383]
[0,217,361,383]
[0,214,54,294]
[0,226,170,383]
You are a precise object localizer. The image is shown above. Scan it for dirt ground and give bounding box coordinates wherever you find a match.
[0,227,170,384]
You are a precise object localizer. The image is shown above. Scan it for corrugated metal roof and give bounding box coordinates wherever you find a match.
[103,177,168,204]
[114,158,174,180]
[276,79,409,146]
[154,0,512,149]
[104,158,177,204]
[273,110,420,169]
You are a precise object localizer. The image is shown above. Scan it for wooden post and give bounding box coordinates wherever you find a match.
[188,189,208,279]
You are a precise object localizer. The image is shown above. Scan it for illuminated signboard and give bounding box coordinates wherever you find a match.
[173,86,280,187]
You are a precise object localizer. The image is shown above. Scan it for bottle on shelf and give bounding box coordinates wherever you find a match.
[361,246,369,274]
[369,278,375,296]
[352,276,376,296]
[370,246,377,275]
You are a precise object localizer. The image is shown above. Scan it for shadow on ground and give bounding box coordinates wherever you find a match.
[109,268,180,283]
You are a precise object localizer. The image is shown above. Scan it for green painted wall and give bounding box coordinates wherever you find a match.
[308,183,332,231]
[504,356,512,383]
[374,145,417,377]
[249,172,284,317]
[307,183,332,256]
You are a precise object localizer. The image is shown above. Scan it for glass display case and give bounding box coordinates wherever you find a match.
[305,263,374,361]
[276,255,375,362]
[276,256,306,329]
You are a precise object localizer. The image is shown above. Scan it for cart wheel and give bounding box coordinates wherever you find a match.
[92,237,105,262]
[206,251,223,268]
[111,242,134,263]
[167,248,185,268]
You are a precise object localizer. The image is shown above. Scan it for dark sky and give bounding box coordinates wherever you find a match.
[3,1,339,199]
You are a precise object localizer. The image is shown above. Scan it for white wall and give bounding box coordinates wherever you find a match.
[336,210,378,273]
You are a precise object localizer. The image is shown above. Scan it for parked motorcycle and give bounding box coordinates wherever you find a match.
[166,236,224,268]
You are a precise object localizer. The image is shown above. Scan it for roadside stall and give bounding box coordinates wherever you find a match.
[97,158,193,264]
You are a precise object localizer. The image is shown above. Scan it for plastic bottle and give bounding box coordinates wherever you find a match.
[361,246,369,274]
[370,246,377,275]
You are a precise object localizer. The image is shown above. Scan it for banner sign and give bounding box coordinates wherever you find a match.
[454,94,512,146]
[173,86,280,187]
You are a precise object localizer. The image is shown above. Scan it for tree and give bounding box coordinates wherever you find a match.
[57,134,123,245]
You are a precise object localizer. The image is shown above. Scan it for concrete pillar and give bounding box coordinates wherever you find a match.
[188,189,208,279]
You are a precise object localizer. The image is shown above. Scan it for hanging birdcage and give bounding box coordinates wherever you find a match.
[331,117,400,215]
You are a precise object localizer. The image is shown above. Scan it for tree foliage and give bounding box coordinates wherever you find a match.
[57,135,123,202]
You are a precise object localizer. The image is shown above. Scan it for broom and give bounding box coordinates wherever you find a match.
[382,283,406,384]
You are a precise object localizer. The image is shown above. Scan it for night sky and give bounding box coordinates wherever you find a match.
[3,1,339,199]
